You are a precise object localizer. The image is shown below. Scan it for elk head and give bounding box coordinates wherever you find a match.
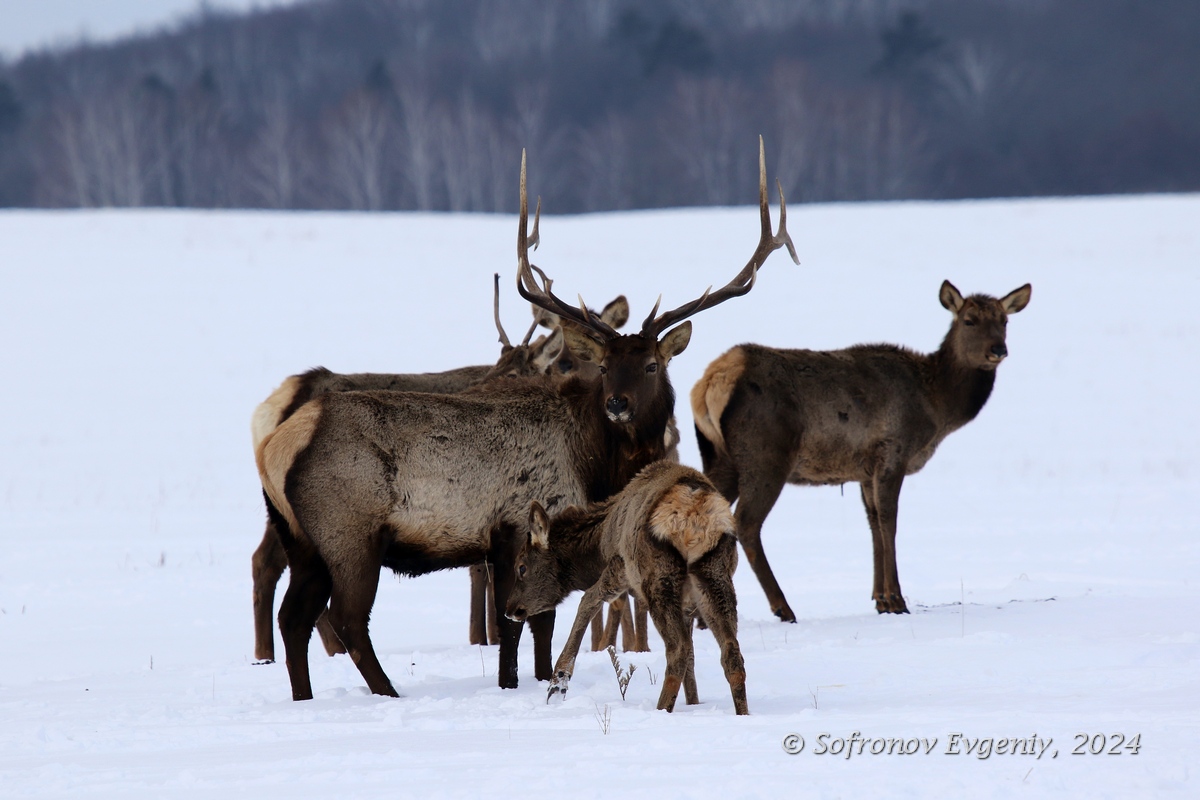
[515,137,799,429]
[939,280,1032,371]
[504,501,565,622]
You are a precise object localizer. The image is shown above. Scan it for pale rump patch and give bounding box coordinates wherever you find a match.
[649,484,734,564]
[256,399,322,540]
[251,374,303,450]
[690,347,745,452]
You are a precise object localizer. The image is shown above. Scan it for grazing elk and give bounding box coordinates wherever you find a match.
[505,461,748,715]
[250,274,579,663]
[691,280,1032,619]
[255,143,794,700]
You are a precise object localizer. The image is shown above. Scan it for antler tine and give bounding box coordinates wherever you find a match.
[493,273,512,348]
[519,318,540,346]
[515,150,620,341]
[642,135,798,338]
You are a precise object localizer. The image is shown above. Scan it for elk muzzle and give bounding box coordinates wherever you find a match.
[605,395,631,422]
[987,343,1008,363]
[505,599,528,622]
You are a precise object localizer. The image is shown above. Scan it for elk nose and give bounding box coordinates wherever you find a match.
[505,603,526,622]
[990,344,1008,358]
[606,396,629,416]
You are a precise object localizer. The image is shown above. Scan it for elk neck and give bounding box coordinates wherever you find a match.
[925,330,997,429]
[559,375,673,502]
[547,502,613,593]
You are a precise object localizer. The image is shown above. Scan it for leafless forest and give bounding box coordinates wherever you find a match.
[0,0,1196,211]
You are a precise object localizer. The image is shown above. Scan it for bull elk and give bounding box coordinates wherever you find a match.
[255,141,795,700]
[250,275,578,663]
[505,461,748,715]
[691,280,1031,619]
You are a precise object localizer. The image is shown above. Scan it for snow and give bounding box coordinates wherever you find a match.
[1,194,1197,797]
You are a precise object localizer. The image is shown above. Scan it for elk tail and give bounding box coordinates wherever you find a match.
[255,398,323,546]
[649,483,735,565]
[690,347,745,460]
[251,374,306,452]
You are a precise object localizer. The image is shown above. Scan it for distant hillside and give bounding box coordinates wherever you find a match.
[0,0,1197,211]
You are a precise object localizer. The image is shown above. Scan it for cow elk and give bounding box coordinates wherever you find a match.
[250,274,574,663]
[505,461,748,715]
[691,280,1031,619]
[255,142,794,700]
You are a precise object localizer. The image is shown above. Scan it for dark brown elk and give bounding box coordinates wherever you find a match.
[250,275,582,663]
[691,280,1031,619]
[255,144,794,700]
[505,461,748,715]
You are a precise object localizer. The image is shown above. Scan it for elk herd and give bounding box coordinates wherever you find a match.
[251,138,1031,716]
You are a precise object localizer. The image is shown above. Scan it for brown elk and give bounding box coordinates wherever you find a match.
[249,275,580,663]
[691,280,1031,619]
[505,460,748,715]
[255,143,794,700]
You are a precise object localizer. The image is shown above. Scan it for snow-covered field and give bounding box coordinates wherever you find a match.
[1,193,1197,798]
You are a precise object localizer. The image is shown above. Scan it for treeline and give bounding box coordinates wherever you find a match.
[0,0,1197,212]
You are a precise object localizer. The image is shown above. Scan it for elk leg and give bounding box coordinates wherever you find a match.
[589,609,605,651]
[527,608,556,682]
[868,472,908,614]
[860,482,888,610]
[691,537,749,715]
[643,591,692,713]
[314,610,346,656]
[326,560,398,698]
[276,546,333,702]
[547,558,628,701]
[731,456,796,622]
[601,594,626,650]
[485,566,501,645]
[251,520,288,663]
[468,564,489,645]
[618,594,637,652]
[489,547,528,689]
[632,595,650,652]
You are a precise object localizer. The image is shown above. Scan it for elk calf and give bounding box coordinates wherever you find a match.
[505,461,748,715]
[692,280,1031,619]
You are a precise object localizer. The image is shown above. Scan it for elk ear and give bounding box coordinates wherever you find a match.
[939,280,965,313]
[528,502,551,550]
[561,326,606,364]
[1000,283,1031,315]
[600,296,630,330]
[530,328,564,373]
[657,321,692,361]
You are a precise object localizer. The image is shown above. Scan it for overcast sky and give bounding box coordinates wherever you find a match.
[0,0,298,59]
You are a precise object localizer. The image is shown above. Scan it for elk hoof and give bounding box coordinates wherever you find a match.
[773,606,797,623]
[874,594,909,614]
[546,671,571,703]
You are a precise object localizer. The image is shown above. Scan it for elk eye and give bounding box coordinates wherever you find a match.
[963,317,977,326]
[598,365,608,375]
[645,363,658,373]
[518,564,526,578]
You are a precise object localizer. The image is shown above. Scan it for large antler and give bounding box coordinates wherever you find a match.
[515,150,621,341]
[493,273,539,348]
[640,135,800,339]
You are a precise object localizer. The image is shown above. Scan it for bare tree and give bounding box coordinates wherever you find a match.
[323,88,395,211]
